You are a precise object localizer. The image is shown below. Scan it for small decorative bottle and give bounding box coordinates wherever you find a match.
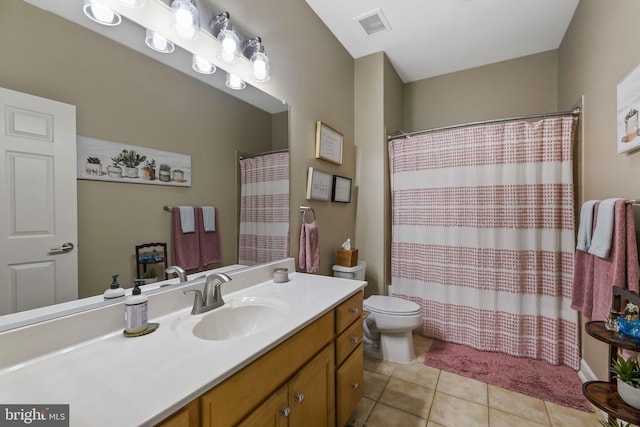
[605,308,620,332]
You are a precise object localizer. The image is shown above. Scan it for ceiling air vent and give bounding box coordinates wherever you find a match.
[355,9,391,36]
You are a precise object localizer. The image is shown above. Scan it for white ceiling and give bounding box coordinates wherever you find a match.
[305,0,580,83]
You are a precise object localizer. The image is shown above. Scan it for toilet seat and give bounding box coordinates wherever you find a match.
[364,295,421,316]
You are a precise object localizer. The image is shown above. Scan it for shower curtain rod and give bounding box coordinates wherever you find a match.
[238,148,289,159]
[387,108,581,141]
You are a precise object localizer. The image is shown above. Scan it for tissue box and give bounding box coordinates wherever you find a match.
[336,248,358,267]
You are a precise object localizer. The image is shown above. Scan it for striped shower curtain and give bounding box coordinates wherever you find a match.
[389,117,579,369]
[238,152,289,265]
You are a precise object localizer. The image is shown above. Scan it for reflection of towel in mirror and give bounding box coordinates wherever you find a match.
[202,206,216,232]
[178,206,195,233]
[171,208,200,270]
[198,207,221,269]
[299,222,320,273]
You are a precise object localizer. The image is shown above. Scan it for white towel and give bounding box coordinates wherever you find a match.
[178,206,195,233]
[588,198,622,259]
[202,206,216,232]
[576,200,598,252]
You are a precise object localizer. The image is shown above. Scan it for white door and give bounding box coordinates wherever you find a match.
[0,87,78,315]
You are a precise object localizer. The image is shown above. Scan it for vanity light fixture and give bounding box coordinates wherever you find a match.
[170,0,200,40]
[225,73,246,90]
[192,54,216,74]
[211,12,241,64]
[83,0,122,26]
[119,0,146,8]
[243,37,270,82]
[145,29,175,53]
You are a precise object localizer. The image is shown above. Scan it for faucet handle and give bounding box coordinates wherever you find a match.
[184,289,204,314]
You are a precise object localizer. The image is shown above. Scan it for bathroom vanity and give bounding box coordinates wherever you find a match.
[0,259,366,427]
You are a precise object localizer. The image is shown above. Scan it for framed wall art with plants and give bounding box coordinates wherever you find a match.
[77,135,191,187]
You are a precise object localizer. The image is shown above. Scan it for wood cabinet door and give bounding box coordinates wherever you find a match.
[238,386,289,427]
[336,345,364,427]
[288,345,335,427]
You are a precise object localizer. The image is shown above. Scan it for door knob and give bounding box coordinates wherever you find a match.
[280,406,291,417]
[50,242,74,254]
[294,392,304,403]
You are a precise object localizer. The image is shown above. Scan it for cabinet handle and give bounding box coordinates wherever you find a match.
[350,307,359,314]
[294,392,305,403]
[351,382,359,389]
[280,406,291,417]
[351,336,359,343]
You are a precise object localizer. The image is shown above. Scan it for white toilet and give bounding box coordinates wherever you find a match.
[332,261,422,364]
[362,295,422,364]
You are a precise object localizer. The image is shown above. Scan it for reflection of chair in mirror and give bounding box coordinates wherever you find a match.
[135,242,168,280]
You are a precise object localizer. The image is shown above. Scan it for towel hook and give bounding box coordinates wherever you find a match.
[300,205,316,224]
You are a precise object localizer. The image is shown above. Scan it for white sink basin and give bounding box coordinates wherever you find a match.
[174,296,289,341]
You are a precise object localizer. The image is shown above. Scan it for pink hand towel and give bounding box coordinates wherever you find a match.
[198,207,221,270]
[299,222,320,273]
[171,208,200,271]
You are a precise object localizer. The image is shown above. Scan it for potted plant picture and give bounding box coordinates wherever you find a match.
[112,149,147,179]
[159,164,171,182]
[141,159,156,180]
[85,156,102,176]
[107,160,122,179]
[610,353,640,410]
[172,168,185,182]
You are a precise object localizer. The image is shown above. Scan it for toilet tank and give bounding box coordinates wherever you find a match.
[332,261,366,281]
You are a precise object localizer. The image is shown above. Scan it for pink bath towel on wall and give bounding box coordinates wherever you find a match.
[592,200,639,322]
[198,207,221,270]
[171,208,200,271]
[299,222,320,273]
[573,200,640,322]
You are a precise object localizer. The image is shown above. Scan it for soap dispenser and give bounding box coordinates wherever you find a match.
[125,279,148,334]
[104,274,125,299]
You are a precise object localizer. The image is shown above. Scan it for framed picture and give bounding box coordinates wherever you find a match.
[617,64,640,153]
[332,175,352,203]
[315,121,343,165]
[306,167,332,201]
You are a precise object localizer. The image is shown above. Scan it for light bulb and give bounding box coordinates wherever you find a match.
[217,30,240,64]
[225,73,246,90]
[251,52,270,82]
[83,0,121,26]
[171,0,199,40]
[192,55,216,74]
[119,0,145,7]
[145,29,175,53]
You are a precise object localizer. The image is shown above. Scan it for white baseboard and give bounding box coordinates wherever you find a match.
[578,357,598,383]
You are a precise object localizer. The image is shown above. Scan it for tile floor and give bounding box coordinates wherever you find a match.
[348,334,610,427]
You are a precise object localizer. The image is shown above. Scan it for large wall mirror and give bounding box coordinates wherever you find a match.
[0,0,289,324]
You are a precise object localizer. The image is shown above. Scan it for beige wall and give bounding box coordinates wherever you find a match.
[0,0,356,296]
[558,0,640,381]
[404,50,559,132]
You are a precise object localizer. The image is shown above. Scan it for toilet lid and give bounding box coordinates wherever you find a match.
[364,295,421,316]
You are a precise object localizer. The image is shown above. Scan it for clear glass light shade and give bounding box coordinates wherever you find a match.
[250,52,270,82]
[83,0,121,26]
[171,0,199,40]
[217,30,240,64]
[145,29,175,53]
[225,73,246,90]
[119,0,145,8]
[192,55,216,74]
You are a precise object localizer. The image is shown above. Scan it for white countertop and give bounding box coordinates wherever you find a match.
[0,264,366,426]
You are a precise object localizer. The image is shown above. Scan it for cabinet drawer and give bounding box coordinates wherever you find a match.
[335,318,363,365]
[335,291,363,334]
[336,344,364,427]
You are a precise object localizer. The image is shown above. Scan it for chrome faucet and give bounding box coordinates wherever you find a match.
[184,272,232,315]
[165,265,187,283]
